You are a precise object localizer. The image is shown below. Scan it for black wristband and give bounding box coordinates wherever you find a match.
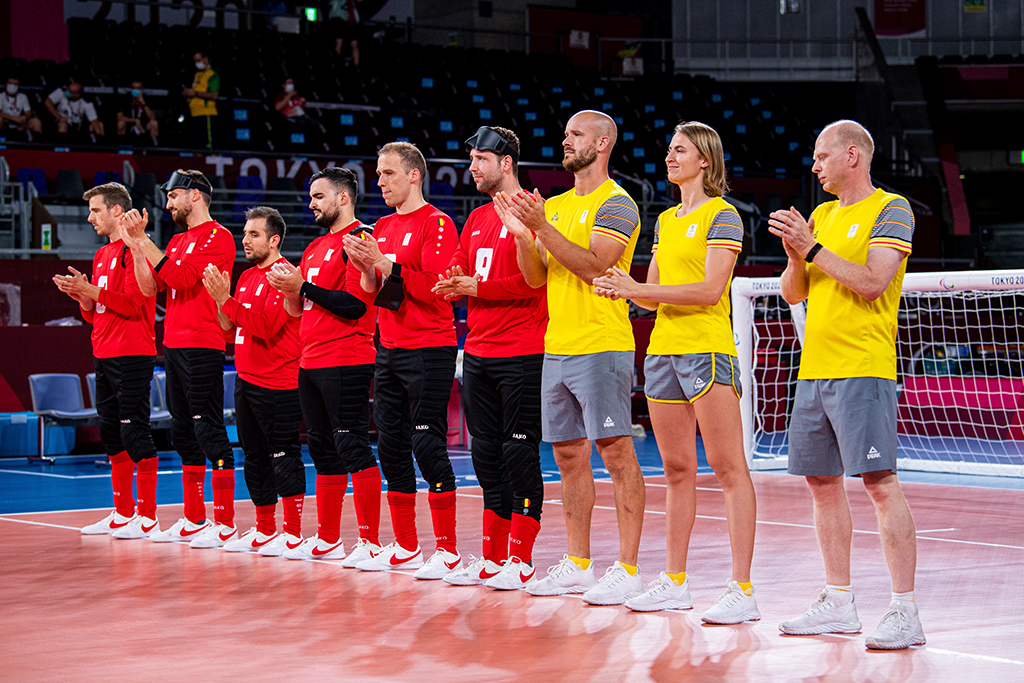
[804,243,824,263]
[154,255,169,272]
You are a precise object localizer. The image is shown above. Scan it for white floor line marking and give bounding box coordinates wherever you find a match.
[916,527,959,533]
[0,516,82,531]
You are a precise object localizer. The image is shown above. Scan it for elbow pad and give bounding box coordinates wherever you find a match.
[374,263,404,311]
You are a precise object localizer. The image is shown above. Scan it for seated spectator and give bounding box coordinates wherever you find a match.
[116,81,159,145]
[274,78,315,126]
[45,82,105,140]
[0,77,42,140]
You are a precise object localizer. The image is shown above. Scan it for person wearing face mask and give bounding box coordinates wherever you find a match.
[116,81,159,145]
[0,77,42,140]
[274,78,314,127]
[183,52,219,150]
[45,82,105,140]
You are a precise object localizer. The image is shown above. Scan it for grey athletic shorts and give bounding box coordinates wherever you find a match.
[541,351,634,442]
[644,352,742,403]
[788,377,898,476]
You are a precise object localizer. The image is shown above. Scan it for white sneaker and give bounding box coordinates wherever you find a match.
[865,601,926,650]
[485,557,537,591]
[701,581,761,624]
[526,555,597,597]
[340,538,383,568]
[150,517,211,543]
[624,572,694,612]
[414,548,463,580]
[222,527,278,553]
[356,543,423,571]
[189,523,238,549]
[257,532,304,557]
[112,516,160,539]
[81,511,135,535]
[582,562,643,605]
[779,589,862,635]
[282,533,345,561]
[443,555,501,585]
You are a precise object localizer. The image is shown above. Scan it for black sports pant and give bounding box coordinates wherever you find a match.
[373,346,457,494]
[164,347,234,469]
[298,365,376,475]
[462,352,544,522]
[94,355,158,463]
[235,377,305,506]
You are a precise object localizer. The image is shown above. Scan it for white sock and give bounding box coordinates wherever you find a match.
[891,590,914,603]
[826,584,853,605]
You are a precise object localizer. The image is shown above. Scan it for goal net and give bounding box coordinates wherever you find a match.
[731,270,1024,478]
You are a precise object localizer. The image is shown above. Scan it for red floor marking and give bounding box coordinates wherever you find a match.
[2,473,1022,681]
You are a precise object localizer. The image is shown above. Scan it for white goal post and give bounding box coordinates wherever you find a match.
[731,269,1024,478]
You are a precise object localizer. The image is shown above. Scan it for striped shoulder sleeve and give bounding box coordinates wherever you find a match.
[593,192,640,246]
[651,216,662,253]
[706,207,744,252]
[869,196,914,254]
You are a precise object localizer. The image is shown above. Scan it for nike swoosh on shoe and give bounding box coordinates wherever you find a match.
[390,551,418,565]
[480,569,500,579]
[311,543,341,557]
[218,531,235,541]
[141,522,158,533]
[180,525,206,537]
[444,559,460,570]
[110,520,131,529]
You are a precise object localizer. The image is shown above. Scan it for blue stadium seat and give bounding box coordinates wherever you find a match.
[28,373,98,460]
[16,168,47,196]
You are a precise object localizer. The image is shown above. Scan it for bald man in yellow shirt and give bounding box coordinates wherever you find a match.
[769,119,924,650]
[495,110,646,606]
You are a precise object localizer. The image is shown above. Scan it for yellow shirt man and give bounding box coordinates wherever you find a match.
[543,178,640,355]
[799,188,914,381]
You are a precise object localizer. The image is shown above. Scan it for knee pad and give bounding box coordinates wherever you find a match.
[334,428,376,474]
[121,421,157,463]
[272,448,307,498]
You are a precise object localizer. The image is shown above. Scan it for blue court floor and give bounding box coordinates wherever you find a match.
[1,433,1021,515]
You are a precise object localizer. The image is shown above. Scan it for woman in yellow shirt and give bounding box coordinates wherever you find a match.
[593,121,758,624]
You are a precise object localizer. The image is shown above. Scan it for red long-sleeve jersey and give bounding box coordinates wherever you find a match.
[448,202,547,358]
[154,220,236,350]
[373,203,457,349]
[81,238,157,358]
[221,257,300,390]
[298,223,376,369]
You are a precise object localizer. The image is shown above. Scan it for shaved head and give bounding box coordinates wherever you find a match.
[820,119,874,163]
[571,109,618,150]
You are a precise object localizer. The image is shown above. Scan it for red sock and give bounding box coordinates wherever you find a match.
[481,508,511,563]
[351,466,382,545]
[135,457,158,519]
[211,469,235,527]
[316,474,347,544]
[255,503,276,535]
[182,465,207,523]
[428,490,457,553]
[510,513,541,565]
[282,494,303,538]
[387,490,418,551]
[109,451,135,518]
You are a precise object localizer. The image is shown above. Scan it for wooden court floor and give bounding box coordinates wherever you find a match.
[1,472,1022,682]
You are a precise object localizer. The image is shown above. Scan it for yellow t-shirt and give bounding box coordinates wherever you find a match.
[647,197,743,356]
[543,178,640,355]
[189,69,219,118]
[799,188,914,380]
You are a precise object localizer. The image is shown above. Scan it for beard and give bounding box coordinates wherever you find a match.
[315,204,339,229]
[475,172,501,195]
[171,202,192,227]
[245,245,269,263]
[563,144,597,174]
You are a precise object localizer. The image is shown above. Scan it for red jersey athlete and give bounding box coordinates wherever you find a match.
[342,141,461,578]
[202,206,305,555]
[120,170,239,548]
[433,127,547,589]
[266,167,382,563]
[54,182,160,539]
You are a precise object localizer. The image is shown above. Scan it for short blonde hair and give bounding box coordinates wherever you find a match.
[673,121,729,198]
[821,120,875,163]
[378,141,427,184]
